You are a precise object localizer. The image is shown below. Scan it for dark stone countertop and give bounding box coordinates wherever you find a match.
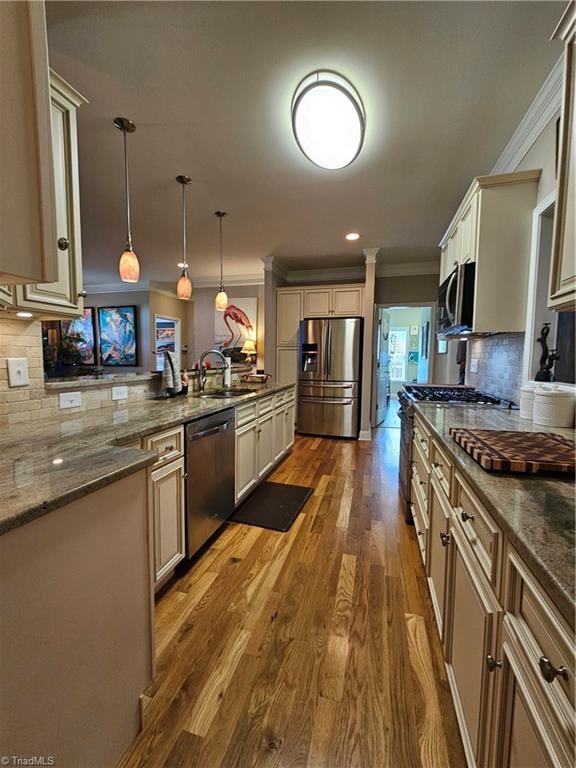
[0,383,293,537]
[414,403,575,629]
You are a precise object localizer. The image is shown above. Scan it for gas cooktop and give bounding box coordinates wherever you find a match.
[402,385,501,405]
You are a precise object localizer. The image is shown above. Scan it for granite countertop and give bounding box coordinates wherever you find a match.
[414,403,575,628]
[0,383,293,537]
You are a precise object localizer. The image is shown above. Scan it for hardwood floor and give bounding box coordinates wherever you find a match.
[118,429,466,768]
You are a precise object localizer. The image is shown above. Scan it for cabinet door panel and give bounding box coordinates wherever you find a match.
[277,291,302,345]
[150,458,185,583]
[235,422,257,502]
[427,476,451,640]
[276,347,298,386]
[257,412,274,478]
[332,287,362,316]
[304,289,331,317]
[459,197,478,265]
[273,407,286,462]
[285,403,295,449]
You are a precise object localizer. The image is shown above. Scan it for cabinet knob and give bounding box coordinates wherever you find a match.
[78,289,87,299]
[486,654,503,672]
[417,530,422,536]
[58,237,69,251]
[433,461,443,469]
[539,656,569,684]
[440,531,451,547]
[461,511,475,523]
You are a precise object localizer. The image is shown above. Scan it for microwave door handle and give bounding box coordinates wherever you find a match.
[445,271,457,324]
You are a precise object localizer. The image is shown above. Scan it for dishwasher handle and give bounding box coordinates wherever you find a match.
[188,422,231,441]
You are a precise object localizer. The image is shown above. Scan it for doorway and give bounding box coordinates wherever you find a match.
[372,304,434,427]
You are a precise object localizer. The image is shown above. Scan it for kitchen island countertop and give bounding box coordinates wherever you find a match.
[0,383,294,537]
[414,402,575,629]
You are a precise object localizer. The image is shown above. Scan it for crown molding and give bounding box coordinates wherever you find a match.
[260,256,287,280]
[491,56,563,174]
[191,273,265,288]
[284,265,365,284]
[376,261,439,278]
[84,281,151,294]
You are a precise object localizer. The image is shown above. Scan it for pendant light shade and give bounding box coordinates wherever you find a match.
[114,117,140,283]
[175,175,192,301]
[214,210,228,312]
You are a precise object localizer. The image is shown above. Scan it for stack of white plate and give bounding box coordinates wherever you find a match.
[519,384,536,420]
[533,386,576,428]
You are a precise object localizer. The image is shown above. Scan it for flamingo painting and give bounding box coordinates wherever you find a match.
[220,303,255,348]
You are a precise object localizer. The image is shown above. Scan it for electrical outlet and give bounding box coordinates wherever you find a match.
[59,391,82,410]
[6,358,29,387]
[112,385,129,401]
[470,358,479,373]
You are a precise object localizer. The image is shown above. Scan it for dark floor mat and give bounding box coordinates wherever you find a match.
[230,481,313,532]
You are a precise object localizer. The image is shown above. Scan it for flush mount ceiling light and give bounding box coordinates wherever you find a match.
[345,232,360,241]
[291,71,365,170]
[114,117,140,283]
[175,175,192,301]
[214,210,228,311]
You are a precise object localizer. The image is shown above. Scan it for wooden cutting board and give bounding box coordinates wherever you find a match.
[449,428,576,474]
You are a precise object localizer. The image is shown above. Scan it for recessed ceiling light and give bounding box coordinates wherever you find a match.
[16,311,33,318]
[345,232,360,241]
[292,71,365,170]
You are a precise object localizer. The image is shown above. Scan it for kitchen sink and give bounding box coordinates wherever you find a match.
[198,388,256,399]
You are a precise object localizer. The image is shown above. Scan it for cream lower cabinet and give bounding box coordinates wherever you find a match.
[257,410,274,479]
[235,420,258,502]
[149,457,186,588]
[285,401,295,448]
[427,474,452,641]
[445,520,502,768]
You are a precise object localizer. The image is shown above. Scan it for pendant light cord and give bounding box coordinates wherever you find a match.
[219,214,224,290]
[123,128,133,249]
[182,183,187,273]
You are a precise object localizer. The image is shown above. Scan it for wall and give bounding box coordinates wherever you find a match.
[466,333,524,404]
[192,284,264,368]
[0,317,159,426]
[375,274,439,305]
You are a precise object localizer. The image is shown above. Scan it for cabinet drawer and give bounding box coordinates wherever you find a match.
[505,549,575,711]
[144,426,184,466]
[285,386,295,403]
[414,414,431,455]
[411,477,429,565]
[430,439,452,499]
[257,395,274,417]
[236,402,258,427]
[412,439,430,498]
[274,391,286,408]
[452,472,502,590]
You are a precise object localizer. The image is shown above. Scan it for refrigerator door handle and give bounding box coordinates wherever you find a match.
[300,397,354,405]
[326,322,332,376]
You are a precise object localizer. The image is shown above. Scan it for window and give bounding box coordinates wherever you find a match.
[389,328,408,381]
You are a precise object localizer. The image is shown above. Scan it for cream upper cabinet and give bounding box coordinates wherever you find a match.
[15,72,87,318]
[303,285,363,317]
[549,4,576,311]
[438,170,540,333]
[0,1,58,285]
[304,288,331,317]
[0,285,14,308]
[332,286,363,316]
[277,290,303,346]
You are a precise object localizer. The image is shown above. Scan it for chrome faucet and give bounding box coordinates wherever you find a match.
[198,349,228,392]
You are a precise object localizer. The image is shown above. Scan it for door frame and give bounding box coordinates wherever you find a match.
[371,301,438,425]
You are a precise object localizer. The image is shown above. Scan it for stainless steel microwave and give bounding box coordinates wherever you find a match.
[437,262,476,336]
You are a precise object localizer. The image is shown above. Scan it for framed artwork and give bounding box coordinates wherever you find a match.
[409,324,419,336]
[59,308,96,366]
[408,350,419,365]
[420,321,430,359]
[154,315,181,372]
[98,306,138,366]
[437,338,448,355]
[215,298,257,352]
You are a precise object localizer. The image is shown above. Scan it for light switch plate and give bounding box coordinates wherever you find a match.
[470,358,479,373]
[112,385,129,401]
[59,391,82,409]
[7,358,29,387]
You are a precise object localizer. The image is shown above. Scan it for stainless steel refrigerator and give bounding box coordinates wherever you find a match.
[297,317,363,438]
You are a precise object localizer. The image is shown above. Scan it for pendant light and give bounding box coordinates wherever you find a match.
[214,210,228,311]
[114,117,140,283]
[175,175,192,300]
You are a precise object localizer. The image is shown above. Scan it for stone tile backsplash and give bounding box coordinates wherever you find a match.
[466,333,524,405]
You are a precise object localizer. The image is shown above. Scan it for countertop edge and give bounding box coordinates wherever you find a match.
[413,403,575,630]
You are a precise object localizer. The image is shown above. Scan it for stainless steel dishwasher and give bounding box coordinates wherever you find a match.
[185,408,235,558]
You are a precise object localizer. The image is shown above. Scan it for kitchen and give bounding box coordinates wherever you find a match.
[1,2,575,767]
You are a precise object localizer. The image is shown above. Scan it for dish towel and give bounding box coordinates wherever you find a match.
[162,350,182,394]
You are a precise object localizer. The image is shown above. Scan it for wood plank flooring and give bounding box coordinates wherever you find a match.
[118,429,466,768]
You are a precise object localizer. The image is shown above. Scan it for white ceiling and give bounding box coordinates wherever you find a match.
[45,1,565,287]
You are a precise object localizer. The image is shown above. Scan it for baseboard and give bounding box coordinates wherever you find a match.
[359,429,372,441]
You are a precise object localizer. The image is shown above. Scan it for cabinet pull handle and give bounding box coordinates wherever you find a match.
[486,655,503,672]
[417,530,422,536]
[433,461,443,469]
[539,656,569,684]
[419,480,426,486]
[161,444,175,453]
[58,237,69,251]
[461,511,475,523]
[440,531,451,547]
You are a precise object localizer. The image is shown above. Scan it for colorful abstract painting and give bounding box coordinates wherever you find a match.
[215,298,257,351]
[60,308,96,365]
[98,306,138,366]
